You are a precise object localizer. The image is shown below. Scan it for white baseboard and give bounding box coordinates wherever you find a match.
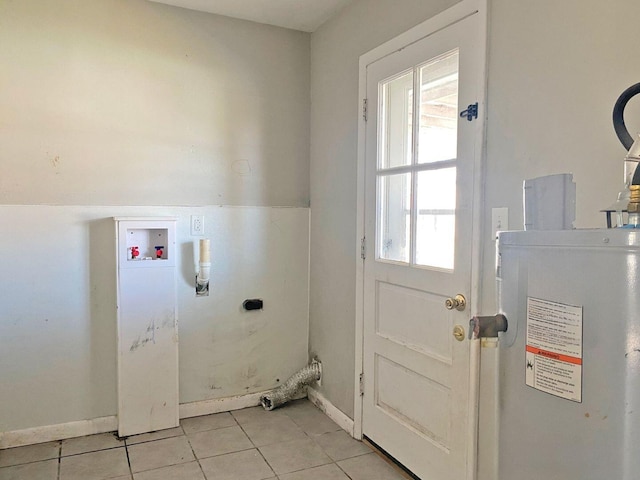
[0,416,117,450]
[0,390,281,449]
[1,388,324,449]
[179,388,311,419]
[307,387,355,437]
[179,391,267,419]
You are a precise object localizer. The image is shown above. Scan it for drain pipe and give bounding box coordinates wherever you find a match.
[467,315,509,480]
[195,239,211,296]
[260,360,322,411]
[467,331,481,480]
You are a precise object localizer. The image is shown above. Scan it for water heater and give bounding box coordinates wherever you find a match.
[497,229,640,480]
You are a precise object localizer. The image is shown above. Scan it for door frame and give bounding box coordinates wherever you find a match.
[354,0,488,478]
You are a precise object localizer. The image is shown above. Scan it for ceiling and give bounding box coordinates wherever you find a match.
[148,0,354,32]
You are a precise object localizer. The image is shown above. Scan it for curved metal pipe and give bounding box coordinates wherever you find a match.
[260,361,321,411]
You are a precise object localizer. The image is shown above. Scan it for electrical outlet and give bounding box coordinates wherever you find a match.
[191,215,204,236]
[492,207,508,239]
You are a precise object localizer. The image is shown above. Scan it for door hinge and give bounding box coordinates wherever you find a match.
[460,102,478,121]
[359,373,365,396]
[361,236,366,260]
[362,98,368,122]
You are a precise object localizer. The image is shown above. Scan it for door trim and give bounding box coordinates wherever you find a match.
[354,1,488,478]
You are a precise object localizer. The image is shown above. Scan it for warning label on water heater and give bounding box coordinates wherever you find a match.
[525,297,583,402]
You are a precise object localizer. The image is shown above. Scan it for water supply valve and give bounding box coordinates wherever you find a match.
[469,314,508,340]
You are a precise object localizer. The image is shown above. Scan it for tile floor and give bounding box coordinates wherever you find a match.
[0,399,409,480]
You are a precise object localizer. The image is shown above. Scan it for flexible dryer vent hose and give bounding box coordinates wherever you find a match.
[260,361,321,411]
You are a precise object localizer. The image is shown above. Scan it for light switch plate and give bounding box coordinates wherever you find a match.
[492,207,508,239]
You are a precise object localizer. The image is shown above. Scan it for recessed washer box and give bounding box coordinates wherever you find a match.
[114,217,178,437]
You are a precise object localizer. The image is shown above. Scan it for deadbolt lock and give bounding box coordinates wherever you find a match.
[445,294,467,311]
[453,325,465,341]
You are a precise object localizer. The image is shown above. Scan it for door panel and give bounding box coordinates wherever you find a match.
[362,12,481,480]
[376,282,453,361]
[376,354,451,447]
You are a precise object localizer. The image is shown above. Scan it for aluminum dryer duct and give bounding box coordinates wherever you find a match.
[260,360,321,411]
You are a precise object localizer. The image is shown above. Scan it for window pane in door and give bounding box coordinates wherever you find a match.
[378,173,411,263]
[417,50,458,164]
[415,168,456,269]
[379,71,413,169]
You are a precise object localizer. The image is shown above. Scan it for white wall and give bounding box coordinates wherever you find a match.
[0,206,309,433]
[309,0,461,420]
[482,0,640,311]
[0,0,311,435]
[0,0,309,207]
[309,0,640,479]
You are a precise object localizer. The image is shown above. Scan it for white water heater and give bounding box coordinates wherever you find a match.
[497,229,640,480]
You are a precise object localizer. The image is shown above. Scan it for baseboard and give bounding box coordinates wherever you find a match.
[307,386,355,437]
[0,416,117,450]
[0,390,280,449]
[1,388,321,449]
[179,391,268,419]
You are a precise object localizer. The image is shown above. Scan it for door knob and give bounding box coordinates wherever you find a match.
[445,294,466,311]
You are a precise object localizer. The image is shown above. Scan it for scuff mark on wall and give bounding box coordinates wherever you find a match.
[130,317,161,351]
[130,334,154,352]
[243,365,258,380]
[128,311,177,352]
[147,318,156,346]
[130,336,141,352]
[49,155,61,175]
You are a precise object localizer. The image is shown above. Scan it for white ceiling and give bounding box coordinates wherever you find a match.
[148,0,354,32]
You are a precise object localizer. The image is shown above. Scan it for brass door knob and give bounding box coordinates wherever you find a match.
[445,294,466,311]
[453,325,465,341]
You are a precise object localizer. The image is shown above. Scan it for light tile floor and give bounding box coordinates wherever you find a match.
[0,399,410,480]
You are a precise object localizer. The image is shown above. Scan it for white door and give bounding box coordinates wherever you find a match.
[362,12,483,480]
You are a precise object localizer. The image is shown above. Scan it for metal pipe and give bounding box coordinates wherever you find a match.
[467,337,481,480]
[260,361,321,411]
